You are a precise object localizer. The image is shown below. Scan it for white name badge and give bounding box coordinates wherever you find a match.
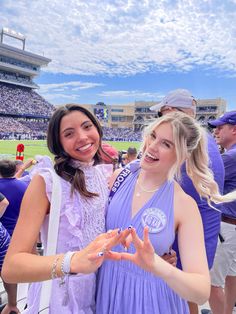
[141,207,167,233]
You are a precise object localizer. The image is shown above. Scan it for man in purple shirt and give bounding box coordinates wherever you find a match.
[0,160,27,314]
[0,159,27,236]
[207,111,236,314]
[0,159,27,314]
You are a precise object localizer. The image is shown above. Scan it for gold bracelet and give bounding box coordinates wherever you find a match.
[51,256,60,279]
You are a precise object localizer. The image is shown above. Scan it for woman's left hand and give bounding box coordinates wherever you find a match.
[106,227,158,273]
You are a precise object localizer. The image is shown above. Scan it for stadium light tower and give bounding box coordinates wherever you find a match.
[1,27,26,50]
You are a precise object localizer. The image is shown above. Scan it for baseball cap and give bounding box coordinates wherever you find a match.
[208,111,236,127]
[101,143,118,162]
[150,89,196,112]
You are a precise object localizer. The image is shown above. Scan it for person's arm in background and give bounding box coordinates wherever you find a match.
[15,158,36,178]
[0,192,9,217]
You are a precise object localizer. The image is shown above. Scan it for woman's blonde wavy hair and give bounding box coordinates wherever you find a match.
[142,111,236,206]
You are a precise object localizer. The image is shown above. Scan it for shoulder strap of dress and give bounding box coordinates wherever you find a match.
[108,167,131,205]
[39,169,62,312]
[108,159,140,205]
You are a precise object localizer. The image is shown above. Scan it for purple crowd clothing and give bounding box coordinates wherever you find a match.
[173,134,224,269]
[24,161,110,314]
[221,143,236,218]
[96,161,189,314]
[0,177,27,236]
[0,192,5,202]
[0,221,10,272]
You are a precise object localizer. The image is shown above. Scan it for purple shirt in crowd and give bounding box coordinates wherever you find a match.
[221,143,236,218]
[0,177,27,236]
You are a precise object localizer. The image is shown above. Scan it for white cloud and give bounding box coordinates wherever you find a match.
[36,80,104,104]
[98,90,164,100]
[1,0,236,76]
[38,92,80,106]
[39,81,104,93]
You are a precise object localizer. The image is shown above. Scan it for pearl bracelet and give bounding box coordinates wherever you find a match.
[61,251,76,276]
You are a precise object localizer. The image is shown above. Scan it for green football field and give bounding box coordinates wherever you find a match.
[0,140,141,161]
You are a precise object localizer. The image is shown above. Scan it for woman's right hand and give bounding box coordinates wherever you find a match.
[106,226,159,273]
[70,228,131,274]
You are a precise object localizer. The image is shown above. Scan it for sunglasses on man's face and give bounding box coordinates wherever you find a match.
[158,106,185,117]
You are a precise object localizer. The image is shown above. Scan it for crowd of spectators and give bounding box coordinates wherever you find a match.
[0,82,143,141]
[0,71,37,88]
[102,127,142,142]
[0,117,46,139]
[0,82,54,139]
[0,123,142,142]
[19,120,48,133]
[0,132,46,140]
[0,117,30,134]
[0,124,141,141]
[0,83,54,116]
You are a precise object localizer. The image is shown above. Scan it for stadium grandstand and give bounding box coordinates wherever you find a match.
[0,27,54,140]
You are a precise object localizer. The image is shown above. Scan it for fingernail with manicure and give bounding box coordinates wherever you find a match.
[128,224,133,230]
[97,252,104,257]
[117,228,122,234]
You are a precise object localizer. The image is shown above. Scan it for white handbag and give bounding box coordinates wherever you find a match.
[20,169,62,314]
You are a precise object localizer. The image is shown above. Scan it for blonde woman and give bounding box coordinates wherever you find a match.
[96,112,236,314]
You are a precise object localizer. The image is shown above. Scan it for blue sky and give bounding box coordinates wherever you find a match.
[1,0,236,110]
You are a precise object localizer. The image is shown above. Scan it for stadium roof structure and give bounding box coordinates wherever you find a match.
[0,42,51,67]
[0,28,51,89]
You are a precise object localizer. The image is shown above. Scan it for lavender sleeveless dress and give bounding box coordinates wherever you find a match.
[24,160,111,314]
[96,161,189,314]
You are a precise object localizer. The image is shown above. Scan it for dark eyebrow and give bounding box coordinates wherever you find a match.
[61,127,73,134]
[61,120,92,134]
[82,120,92,126]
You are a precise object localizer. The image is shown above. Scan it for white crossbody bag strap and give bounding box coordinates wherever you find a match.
[38,170,62,313]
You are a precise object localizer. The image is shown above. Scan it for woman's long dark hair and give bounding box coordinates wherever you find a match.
[47,104,108,198]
